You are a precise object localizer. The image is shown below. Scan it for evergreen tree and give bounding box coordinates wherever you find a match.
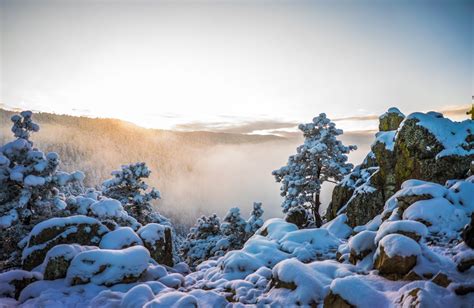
[221,207,247,250]
[102,162,165,225]
[272,113,356,227]
[246,202,264,235]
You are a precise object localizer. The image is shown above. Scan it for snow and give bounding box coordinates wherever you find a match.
[24,175,46,186]
[380,107,405,119]
[348,230,376,254]
[137,223,166,245]
[0,209,18,229]
[375,220,428,244]
[40,244,98,271]
[120,284,154,308]
[0,270,43,298]
[404,112,474,158]
[376,234,421,258]
[255,218,298,241]
[28,215,106,239]
[330,275,390,306]
[322,213,352,239]
[373,130,396,151]
[402,198,469,235]
[279,228,341,261]
[66,246,150,286]
[143,291,198,308]
[99,227,143,249]
[90,199,128,219]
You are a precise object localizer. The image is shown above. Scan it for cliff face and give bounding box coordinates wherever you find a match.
[327,108,473,227]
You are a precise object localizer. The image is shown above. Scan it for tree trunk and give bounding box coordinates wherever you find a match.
[313,193,323,227]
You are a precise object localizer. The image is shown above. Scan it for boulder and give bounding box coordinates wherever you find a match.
[348,231,376,264]
[461,214,474,248]
[42,244,98,280]
[431,272,451,288]
[137,223,173,266]
[323,291,354,308]
[0,270,42,299]
[66,246,150,286]
[374,234,420,279]
[21,215,109,270]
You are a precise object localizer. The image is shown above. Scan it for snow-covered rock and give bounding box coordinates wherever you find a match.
[100,227,143,250]
[0,270,42,299]
[138,223,173,266]
[66,246,150,286]
[22,215,109,270]
[41,244,98,280]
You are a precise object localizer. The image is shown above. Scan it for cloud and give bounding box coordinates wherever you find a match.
[174,120,299,135]
[436,104,472,118]
[332,115,380,121]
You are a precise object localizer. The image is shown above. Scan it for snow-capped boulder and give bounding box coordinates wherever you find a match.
[22,215,109,270]
[41,244,98,280]
[0,270,42,299]
[143,291,198,308]
[137,223,173,266]
[120,284,155,308]
[379,107,405,131]
[348,230,376,264]
[454,249,474,273]
[374,234,421,279]
[66,246,150,286]
[375,220,428,244]
[324,275,390,307]
[99,227,143,250]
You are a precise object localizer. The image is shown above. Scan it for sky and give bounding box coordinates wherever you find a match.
[0,0,472,133]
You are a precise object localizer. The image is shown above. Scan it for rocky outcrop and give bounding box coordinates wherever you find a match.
[22,216,109,270]
[329,109,474,228]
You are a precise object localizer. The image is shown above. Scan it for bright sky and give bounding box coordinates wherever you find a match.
[0,0,472,132]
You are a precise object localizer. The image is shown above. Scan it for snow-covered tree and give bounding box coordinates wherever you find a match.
[221,207,248,250]
[272,113,356,227]
[102,162,165,225]
[0,111,85,227]
[180,214,223,267]
[246,202,264,235]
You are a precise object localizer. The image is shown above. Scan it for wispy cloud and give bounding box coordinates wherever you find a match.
[174,120,299,135]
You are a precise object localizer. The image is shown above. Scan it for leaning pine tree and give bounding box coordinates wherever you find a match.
[272,113,356,227]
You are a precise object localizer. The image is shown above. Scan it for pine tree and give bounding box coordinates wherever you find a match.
[272,113,356,227]
[0,111,84,227]
[221,207,248,250]
[246,202,264,235]
[102,162,165,225]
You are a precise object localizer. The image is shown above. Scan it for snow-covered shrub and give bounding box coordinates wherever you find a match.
[272,113,356,227]
[180,214,223,267]
[102,162,166,226]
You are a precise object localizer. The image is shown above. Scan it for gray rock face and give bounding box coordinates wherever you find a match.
[329,109,473,228]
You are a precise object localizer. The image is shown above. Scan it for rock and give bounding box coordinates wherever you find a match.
[395,194,433,212]
[379,107,405,131]
[403,270,423,281]
[137,223,173,266]
[323,291,354,308]
[285,205,310,228]
[374,234,420,279]
[431,272,451,288]
[326,185,354,221]
[21,216,109,270]
[99,227,143,250]
[0,270,42,299]
[66,246,150,286]
[42,244,98,280]
[454,284,474,295]
[461,214,474,248]
[348,231,376,264]
[345,172,385,227]
[455,252,474,272]
[394,116,473,188]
